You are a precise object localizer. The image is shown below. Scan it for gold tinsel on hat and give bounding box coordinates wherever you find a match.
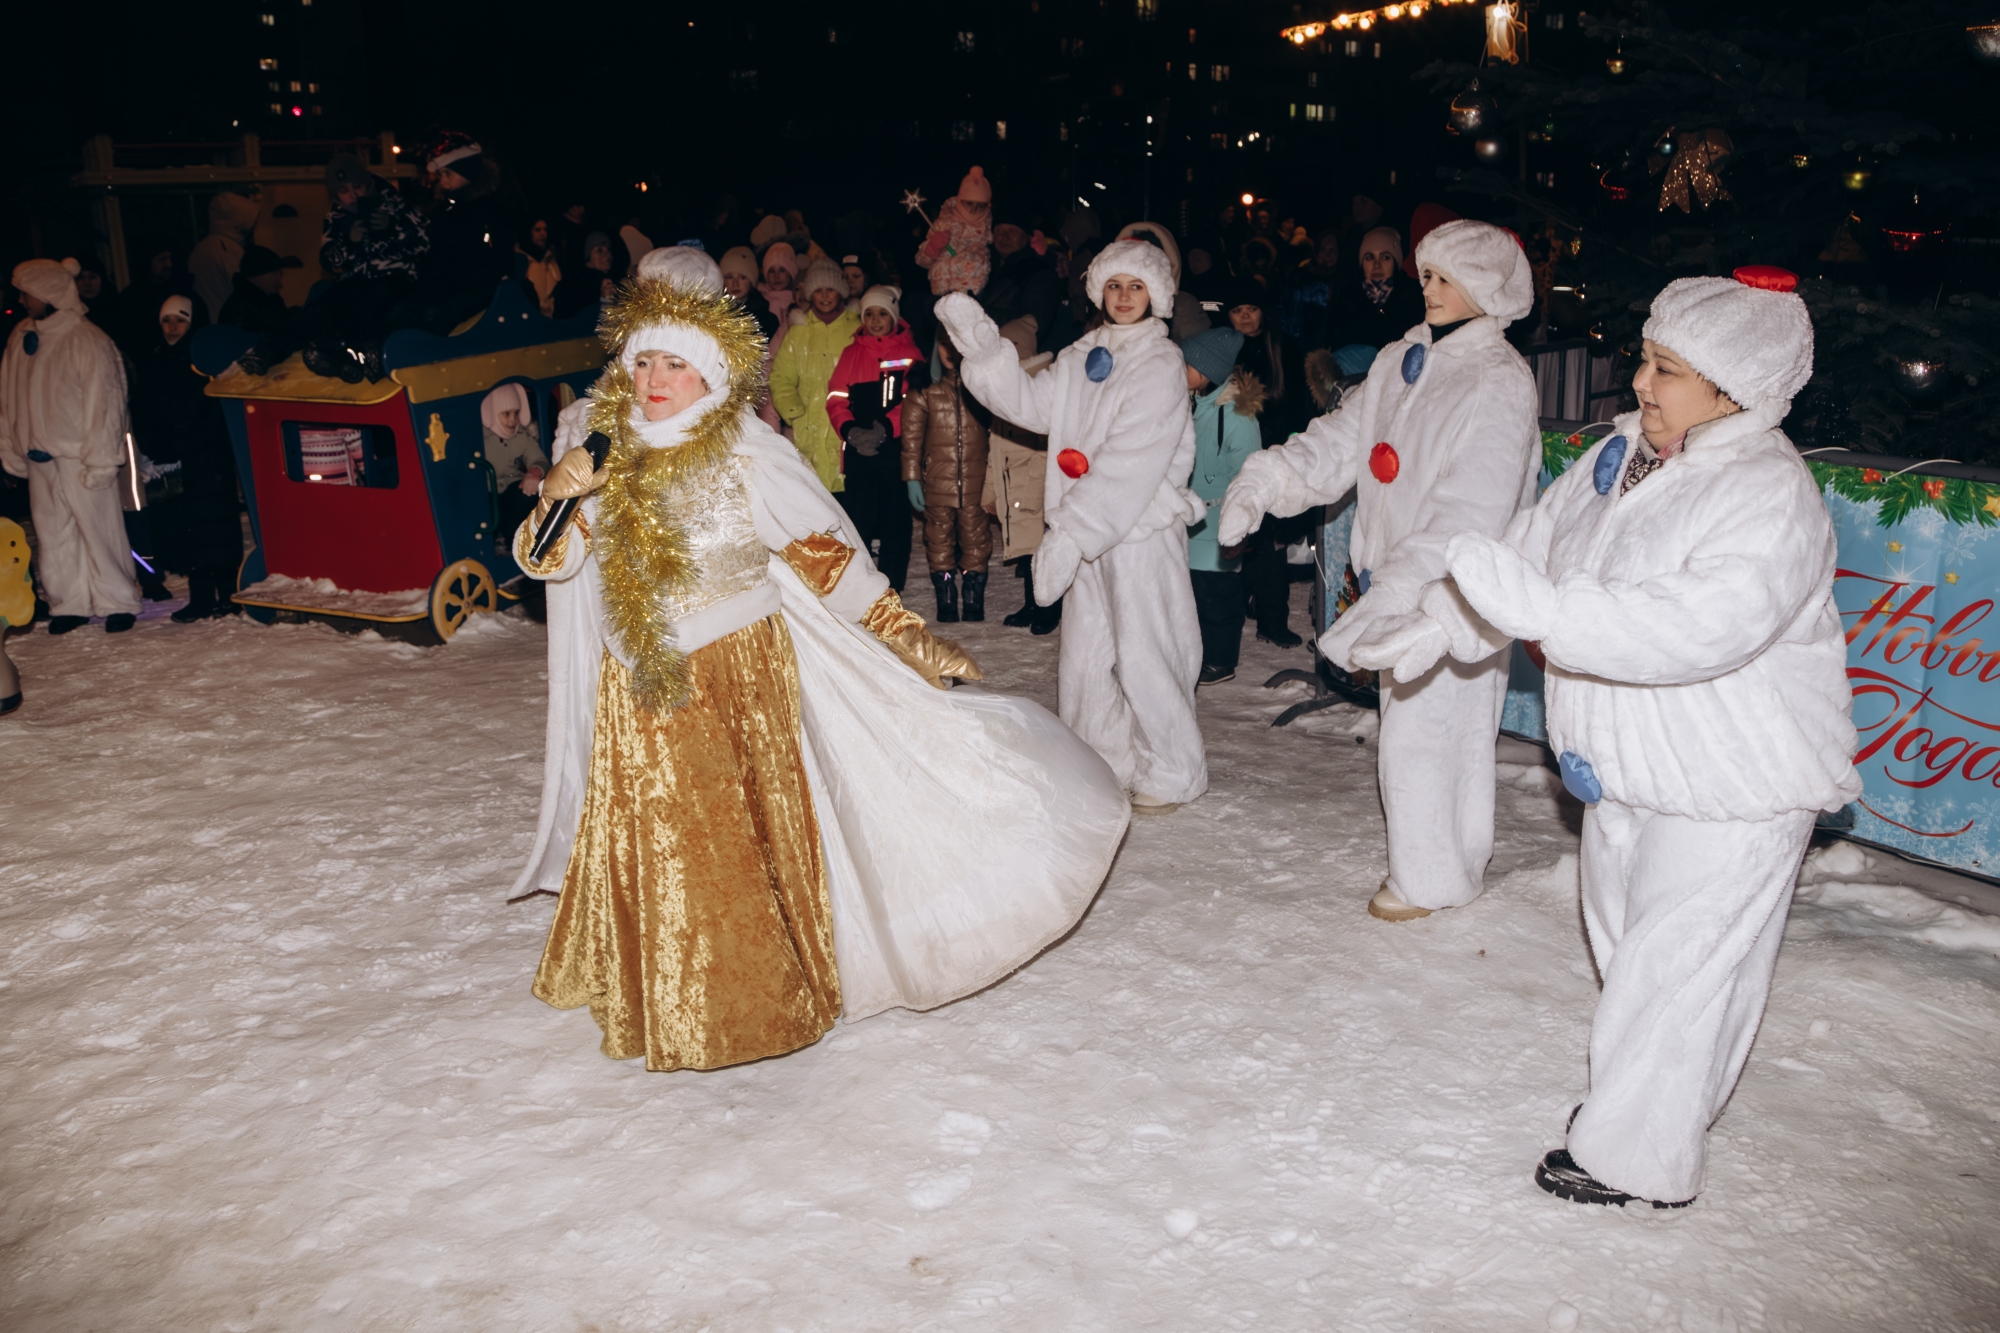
[1650,128,1734,214]
[589,277,770,713]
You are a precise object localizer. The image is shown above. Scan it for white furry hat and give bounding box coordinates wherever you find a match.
[1642,273,1814,415]
[634,246,723,297]
[1413,219,1533,326]
[12,257,83,311]
[1085,238,1176,319]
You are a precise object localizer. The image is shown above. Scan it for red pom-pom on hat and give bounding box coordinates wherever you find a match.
[1732,264,1798,293]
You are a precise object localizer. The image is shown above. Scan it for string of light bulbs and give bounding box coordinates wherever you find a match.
[1281,0,1483,45]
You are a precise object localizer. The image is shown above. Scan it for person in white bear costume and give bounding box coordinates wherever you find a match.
[0,258,142,633]
[1383,268,1860,1208]
[1219,220,1540,917]
[935,238,1208,808]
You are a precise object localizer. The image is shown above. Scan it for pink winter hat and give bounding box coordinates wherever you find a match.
[761,243,799,281]
[958,166,993,204]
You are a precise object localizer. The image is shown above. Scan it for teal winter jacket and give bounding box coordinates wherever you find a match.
[1187,371,1266,572]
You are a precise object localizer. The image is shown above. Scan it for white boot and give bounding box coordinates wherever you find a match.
[1368,880,1433,922]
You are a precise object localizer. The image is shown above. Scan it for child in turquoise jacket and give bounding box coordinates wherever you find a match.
[1182,327,1264,684]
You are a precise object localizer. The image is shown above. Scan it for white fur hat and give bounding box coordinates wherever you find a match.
[1642,274,1814,415]
[12,257,83,311]
[1413,219,1533,326]
[634,246,723,296]
[1085,238,1176,319]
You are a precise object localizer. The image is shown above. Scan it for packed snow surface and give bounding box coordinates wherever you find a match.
[4,584,1998,1332]
[233,574,430,618]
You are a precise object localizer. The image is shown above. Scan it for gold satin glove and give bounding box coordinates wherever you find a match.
[862,590,984,690]
[529,445,610,529]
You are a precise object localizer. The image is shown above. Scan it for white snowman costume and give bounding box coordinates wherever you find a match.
[936,239,1208,805]
[1219,221,1539,910]
[1431,273,1860,1204]
[0,259,142,621]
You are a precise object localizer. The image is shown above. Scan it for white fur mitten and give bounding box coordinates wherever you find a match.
[1445,532,1560,645]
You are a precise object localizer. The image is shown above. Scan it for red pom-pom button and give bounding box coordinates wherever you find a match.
[1058,448,1090,479]
[1732,264,1798,293]
[1369,442,1400,484]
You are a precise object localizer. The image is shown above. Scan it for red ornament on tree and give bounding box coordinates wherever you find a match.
[1370,442,1400,483]
[1058,448,1090,479]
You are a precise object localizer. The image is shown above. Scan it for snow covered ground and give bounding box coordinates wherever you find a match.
[4,580,1998,1332]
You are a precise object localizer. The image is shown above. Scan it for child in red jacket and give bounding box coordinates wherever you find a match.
[826,286,926,591]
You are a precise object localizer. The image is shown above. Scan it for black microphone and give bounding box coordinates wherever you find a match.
[527,430,612,565]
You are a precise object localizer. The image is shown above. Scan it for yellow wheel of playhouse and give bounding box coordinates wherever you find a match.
[429,559,498,641]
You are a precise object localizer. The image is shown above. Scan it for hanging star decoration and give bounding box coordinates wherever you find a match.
[1649,128,1734,213]
[901,189,934,227]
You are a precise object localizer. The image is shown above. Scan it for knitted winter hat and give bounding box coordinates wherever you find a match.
[12,257,82,311]
[760,242,799,281]
[426,130,483,176]
[1182,326,1245,387]
[618,303,729,392]
[1086,238,1176,319]
[1412,219,1532,326]
[718,246,758,283]
[1642,270,1814,415]
[958,166,993,204]
[635,245,724,296]
[749,215,787,250]
[858,285,901,322]
[800,258,846,299]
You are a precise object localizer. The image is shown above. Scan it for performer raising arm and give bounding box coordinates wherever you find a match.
[511,252,1130,1072]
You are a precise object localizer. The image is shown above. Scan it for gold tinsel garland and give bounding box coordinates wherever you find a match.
[589,278,771,713]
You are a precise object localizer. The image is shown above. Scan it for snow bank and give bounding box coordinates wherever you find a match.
[235,573,430,618]
[2,580,1996,1331]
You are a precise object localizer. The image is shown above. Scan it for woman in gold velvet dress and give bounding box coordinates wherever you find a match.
[511,253,1131,1073]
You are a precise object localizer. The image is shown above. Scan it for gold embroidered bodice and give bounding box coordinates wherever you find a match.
[658,453,769,622]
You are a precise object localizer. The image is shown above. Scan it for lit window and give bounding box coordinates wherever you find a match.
[1059,122,1069,141]
[995,120,1008,140]
[954,31,975,52]
[1136,0,1156,17]
[951,119,975,140]
[1187,63,1197,80]
[258,57,278,70]
[310,105,323,116]
[289,79,301,91]
[1210,132,1228,149]
[1210,64,1230,81]
[826,28,836,42]
[1344,39,1359,56]
[1546,11,1565,27]
[1307,71,1319,87]
[269,102,283,114]
[1290,103,1298,118]
[258,12,275,24]
[1188,28,1196,43]
[267,81,279,91]
[1374,42,1382,57]
[307,82,319,93]
[1305,104,1324,122]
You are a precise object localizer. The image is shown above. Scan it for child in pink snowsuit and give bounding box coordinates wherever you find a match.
[917,167,994,297]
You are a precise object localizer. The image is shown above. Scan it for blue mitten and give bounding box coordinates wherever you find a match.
[906,480,926,512]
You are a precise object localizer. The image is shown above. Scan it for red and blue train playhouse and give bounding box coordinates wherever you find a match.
[192,282,602,642]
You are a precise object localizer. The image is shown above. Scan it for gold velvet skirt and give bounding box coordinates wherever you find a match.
[533,614,841,1071]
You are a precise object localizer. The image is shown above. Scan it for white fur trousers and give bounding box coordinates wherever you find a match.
[1377,653,1509,911]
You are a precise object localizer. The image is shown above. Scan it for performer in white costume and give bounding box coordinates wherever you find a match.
[935,238,1208,809]
[511,266,1130,1071]
[1402,268,1858,1207]
[1218,221,1539,919]
[0,258,143,633]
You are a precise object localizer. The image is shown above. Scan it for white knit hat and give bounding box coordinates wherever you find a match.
[1085,238,1176,319]
[1413,219,1533,326]
[635,245,723,296]
[800,257,846,299]
[1642,273,1814,415]
[12,257,83,311]
[858,285,902,321]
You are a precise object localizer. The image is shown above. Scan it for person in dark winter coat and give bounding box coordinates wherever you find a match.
[552,231,620,319]
[1221,283,1312,649]
[130,295,242,621]
[825,287,925,593]
[295,153,429,380]
[416,134,513,333]
[218,245,292,334]
[979,217,1061,352]
[1278,231,1343,348]
[1323,226,1427,373]
[899,331,994,622]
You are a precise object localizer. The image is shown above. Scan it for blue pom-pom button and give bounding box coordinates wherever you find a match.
[23,331,38,356]
[1592,435,1628,495]
[1558,751,1602,804]
[1401,344,1425,384]
[1085,347,1114,382]
[1357,568,1372,596]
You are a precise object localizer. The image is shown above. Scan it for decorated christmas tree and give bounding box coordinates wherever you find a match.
[1424,0,2000,461]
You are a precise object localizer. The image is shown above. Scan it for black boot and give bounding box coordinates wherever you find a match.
[1030,594,1062,636]
[930,570,959,623]
[47,615,88,635]
[960,570,986,622]
[172,572,215,623]
[1534,1149,1694,1210]
[1003,563,1036,627]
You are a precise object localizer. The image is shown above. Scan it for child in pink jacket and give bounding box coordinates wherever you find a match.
[826,285,926,590]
